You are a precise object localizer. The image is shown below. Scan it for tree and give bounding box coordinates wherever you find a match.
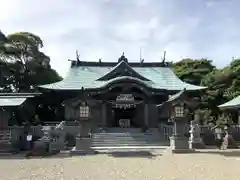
[0,30,62,92]
[173,57,240,124]
[173,58,215,85]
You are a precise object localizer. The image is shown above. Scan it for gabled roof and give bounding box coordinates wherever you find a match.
[98,60,150,81]
[39,58,206,91]
[0,97,27,106]
[218,95,240,109]
[0,93,40,107]
[157,88,199,109]
[157,89,186,107]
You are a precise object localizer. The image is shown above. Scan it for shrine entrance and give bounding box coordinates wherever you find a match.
[112,106,137,128]
[109,94,144,128]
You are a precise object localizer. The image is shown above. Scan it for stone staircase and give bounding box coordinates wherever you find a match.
[91,128,168,148]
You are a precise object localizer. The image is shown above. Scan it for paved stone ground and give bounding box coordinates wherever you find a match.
[0,148,240,180]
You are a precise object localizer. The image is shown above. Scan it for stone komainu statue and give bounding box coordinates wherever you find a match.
[221,127,238,150]
[55,121,66,130]
[28,121,67,157]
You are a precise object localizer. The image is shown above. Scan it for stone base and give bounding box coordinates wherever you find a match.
[70,137,96,156]
[170,135,190,149]
[70,146,97,156]
[171,149,195,154]
[189,141,205,149]
[170,135,194,153]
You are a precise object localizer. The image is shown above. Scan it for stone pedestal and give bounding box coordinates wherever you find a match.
[170,119,194,153]
[189,121,205,149]
[70,121,96,155]
[70,136,96,155]
[189,140,205,149]
[170,135,194,153]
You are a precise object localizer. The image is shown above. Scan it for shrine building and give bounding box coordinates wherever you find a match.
[40,53,205,129]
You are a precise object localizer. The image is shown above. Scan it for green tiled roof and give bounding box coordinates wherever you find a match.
[167,88,186,102]
[218,95,240,109]
[0,97,27,106]
[157,88,186,107]
[40,61,206,91]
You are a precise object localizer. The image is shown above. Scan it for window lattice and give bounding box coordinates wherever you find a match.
[174,106,184,117]
[80,106,89,118]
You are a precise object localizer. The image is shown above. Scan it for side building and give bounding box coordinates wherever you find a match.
[40,54,205,129]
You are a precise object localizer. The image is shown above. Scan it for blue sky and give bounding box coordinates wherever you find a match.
[1,0,239,76]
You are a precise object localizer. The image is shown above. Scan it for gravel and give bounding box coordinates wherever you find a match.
[0,148,240,180]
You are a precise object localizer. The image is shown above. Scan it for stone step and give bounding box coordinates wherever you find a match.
[92,134,163,136]
[92,134,162,138]
[92,138,162,141]
[91,141,164,144]
[91,131,165,147]
[92,135,162,140]
[91,142,168,147]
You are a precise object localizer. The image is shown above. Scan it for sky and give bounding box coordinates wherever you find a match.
[1,0,240,77]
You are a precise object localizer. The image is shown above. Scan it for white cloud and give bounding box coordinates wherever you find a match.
[1,0,239,77]
[113,19,158,42]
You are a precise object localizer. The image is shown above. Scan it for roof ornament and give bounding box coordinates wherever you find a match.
[140,47,144,63]
[76,50,80,63]
[118,52,128,63]
[161,50,172,67]
[161,50,166,64]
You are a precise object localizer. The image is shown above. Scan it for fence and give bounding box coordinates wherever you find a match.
[158,124,240,141]
[1,124,240,143]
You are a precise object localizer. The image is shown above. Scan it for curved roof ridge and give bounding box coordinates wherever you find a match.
[97,60,150,81]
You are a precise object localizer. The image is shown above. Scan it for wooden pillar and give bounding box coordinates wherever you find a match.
[144,104,149,127]
[238,110,240,125]
[102,103,107,127]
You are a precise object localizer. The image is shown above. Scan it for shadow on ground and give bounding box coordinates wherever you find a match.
[0,151,70,160]
[104,151,161,159]
[194,149,240,157]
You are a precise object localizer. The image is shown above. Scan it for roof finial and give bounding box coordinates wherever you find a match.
[118,52,128,63]
[140,47,144,63]
[76,50,80,62]
[162,50,166,63]
[140,48,142,61]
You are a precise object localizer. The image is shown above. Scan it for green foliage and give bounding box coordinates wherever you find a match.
[173,58,215,85]
[173,58,240,124]
[0,30,62,92]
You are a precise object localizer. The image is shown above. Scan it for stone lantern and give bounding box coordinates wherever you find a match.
[169,101,194,153]
[69,88,96,155]
[157,88,197,153]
